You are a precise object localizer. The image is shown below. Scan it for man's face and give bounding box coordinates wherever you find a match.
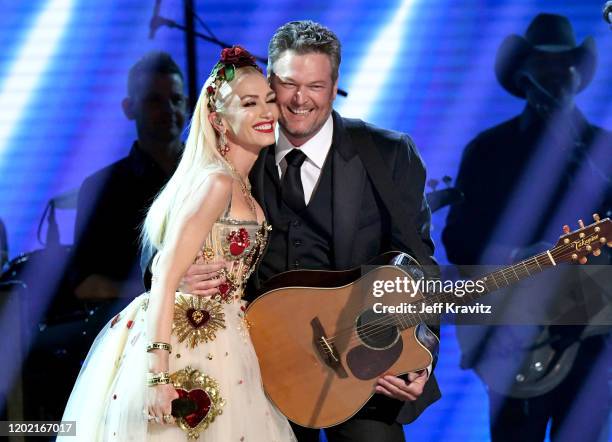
[128,73,187,144]
[270,51,337,147]
[521,53,581,113]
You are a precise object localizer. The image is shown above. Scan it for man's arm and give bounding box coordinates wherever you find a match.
[372,133,437,401]
[390,134,437,269]
[141,232,226,296]
[71,176,123,299]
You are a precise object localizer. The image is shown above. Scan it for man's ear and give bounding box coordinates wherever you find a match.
[331,78,339,102]
[122,97,135,120]
[208,111,225,134]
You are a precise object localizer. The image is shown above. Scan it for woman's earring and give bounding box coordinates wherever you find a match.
[217,131,230,156]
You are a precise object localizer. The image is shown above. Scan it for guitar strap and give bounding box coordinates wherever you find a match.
[348,120,436,269]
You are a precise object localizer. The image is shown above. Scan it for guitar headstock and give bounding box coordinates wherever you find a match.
[552,214,611,264]
[425,176,464,213]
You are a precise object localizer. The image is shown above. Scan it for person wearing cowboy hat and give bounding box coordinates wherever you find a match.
[443,13,611,442]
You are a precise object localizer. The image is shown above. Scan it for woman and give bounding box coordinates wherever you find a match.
[60,46,296,442]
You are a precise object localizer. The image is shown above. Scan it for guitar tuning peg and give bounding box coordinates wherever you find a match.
[593,213,600,222]
[562,225,571,234]
[578,256,588,264]
[427,179,439,191]
[592,249,601,257]
[578,219,585,229]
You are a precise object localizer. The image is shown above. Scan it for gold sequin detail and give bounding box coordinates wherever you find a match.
[173,295,226,348]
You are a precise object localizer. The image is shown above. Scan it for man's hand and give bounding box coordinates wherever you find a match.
[179,262,226,296]
[375,371,428,401]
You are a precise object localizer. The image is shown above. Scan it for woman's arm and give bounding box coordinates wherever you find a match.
[146,174,232,373]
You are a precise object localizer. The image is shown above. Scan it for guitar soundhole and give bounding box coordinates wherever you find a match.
[355,310,399,350]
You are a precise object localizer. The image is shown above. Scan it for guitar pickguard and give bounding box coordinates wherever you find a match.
[346,338,403,380]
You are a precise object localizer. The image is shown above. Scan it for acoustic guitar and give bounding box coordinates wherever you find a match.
[247,216,611,428]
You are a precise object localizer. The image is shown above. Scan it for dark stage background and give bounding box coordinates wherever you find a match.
[0,1,610,440]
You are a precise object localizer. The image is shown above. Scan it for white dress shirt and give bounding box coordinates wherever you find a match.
[275,115,334,205]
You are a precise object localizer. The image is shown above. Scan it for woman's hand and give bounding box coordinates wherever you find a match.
[147,384,179,425]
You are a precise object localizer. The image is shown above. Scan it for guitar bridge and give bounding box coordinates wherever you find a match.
[311,317,347,377]
[319,336,339,363]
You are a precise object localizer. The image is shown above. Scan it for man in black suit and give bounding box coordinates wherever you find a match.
[154,21,441,441]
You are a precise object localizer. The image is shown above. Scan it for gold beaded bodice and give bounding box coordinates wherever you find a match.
[195,217,271,304]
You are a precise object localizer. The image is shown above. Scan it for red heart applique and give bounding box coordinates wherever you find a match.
[227,228,250,256]
[218,281,233,297]
[186,309,210,328]
[175,388,212,428]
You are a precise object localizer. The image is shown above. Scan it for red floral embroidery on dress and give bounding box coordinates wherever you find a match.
[226,228,250,256]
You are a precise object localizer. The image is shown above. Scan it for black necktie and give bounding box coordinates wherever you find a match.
[281,149,308,213]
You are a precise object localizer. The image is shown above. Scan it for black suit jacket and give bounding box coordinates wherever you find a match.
[251,111,441,424]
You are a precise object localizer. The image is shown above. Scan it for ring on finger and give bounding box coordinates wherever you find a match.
[143,409,157,422]
[163,414,173,424]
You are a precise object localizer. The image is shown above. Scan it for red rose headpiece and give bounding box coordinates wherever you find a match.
[205,46,261,112]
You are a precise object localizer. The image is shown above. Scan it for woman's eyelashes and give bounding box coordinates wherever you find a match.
[242,97,276,107]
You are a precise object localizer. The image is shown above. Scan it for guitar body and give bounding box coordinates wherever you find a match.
[247,264,439,428]
[246,216,612,426]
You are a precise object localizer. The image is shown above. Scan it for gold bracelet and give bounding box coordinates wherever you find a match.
[147,342,172,353]
[147,371,170,387]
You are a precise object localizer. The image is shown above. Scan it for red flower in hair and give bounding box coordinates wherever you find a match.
[220,46,259,69]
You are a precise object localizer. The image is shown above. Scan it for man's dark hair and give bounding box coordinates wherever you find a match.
[268,20,341,82]
[127,51,184,97]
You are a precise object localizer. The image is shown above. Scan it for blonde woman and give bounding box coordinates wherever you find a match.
[60,47,296,442]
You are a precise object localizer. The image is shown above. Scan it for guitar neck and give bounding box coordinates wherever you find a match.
[471,250,557,297]
[396,250,558,330]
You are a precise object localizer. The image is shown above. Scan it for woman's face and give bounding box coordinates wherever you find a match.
[220,69,278,150]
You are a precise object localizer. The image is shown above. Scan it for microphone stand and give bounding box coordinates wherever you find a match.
[183,0,197,111]
[151,2,348,100]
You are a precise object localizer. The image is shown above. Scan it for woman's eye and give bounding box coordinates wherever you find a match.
[244,102,256,107]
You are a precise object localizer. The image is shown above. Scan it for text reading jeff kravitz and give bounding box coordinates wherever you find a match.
[371,277,492,315]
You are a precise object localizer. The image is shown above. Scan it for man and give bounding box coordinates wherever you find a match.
[153,21,441,441]
[443,14,611,442]
[73,51,187,303]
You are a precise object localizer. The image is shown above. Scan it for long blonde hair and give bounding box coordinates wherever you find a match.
[141,75,229,255]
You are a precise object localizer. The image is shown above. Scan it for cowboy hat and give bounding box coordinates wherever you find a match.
[495,13,597,98]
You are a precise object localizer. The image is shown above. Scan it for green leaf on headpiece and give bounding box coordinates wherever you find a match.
[225,64,235,82]
[210,62,223,79]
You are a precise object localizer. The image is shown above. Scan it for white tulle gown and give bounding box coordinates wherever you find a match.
[59,217,296,442]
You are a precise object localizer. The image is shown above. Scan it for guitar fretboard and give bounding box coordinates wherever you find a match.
[393,251,557,331]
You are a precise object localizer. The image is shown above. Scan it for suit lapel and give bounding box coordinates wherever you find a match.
[250,146,272,219]
[331,112,366,269]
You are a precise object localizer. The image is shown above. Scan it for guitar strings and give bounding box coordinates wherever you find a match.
[326,245,575,347]
[322,241,595,348]
[325,253,548,346]
[327,242,593,349]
